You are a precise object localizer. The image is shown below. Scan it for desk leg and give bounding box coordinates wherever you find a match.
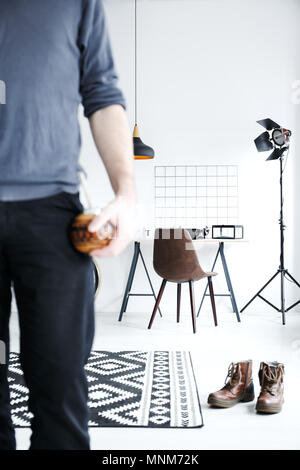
[118,242,140,321]
[197,246,220,317]
[118,242,163,322]
[139,248,162,318]
[219,243,241,322]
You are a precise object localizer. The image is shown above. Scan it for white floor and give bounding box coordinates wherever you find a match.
[10,306,300,450]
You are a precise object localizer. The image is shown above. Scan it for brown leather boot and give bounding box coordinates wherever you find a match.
[208,360,255,408]
[256,362,284,414]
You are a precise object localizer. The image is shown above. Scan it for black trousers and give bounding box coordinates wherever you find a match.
[0,191,95,450]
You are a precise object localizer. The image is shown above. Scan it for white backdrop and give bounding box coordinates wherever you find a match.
[78,0,300,318]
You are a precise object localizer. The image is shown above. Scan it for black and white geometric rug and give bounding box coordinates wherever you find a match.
[8,351,203,428]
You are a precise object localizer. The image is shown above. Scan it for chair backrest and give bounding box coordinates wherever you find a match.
[153,228,207,283]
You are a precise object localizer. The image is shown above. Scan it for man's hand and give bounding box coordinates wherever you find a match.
[88,194,136,258]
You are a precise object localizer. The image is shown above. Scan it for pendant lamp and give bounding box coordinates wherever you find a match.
[133,0,155,160]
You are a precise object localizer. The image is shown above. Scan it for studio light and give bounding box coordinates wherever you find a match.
[254,118,291,161]
[241,118,300,324]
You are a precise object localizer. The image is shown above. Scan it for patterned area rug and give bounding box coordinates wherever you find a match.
[8,351,203,428]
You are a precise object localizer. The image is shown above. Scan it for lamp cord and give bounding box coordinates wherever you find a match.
[134,0,137,125]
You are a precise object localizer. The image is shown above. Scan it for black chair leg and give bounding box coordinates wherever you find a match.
[177,283,181,323]
[148,279,167,329]
[188,280,196,334]
[208,276,218,326]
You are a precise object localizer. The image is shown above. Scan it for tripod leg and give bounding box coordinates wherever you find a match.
[285,272,300,312]
[281,271,286,325]
[240,271,279,313]
[285,271,300,289]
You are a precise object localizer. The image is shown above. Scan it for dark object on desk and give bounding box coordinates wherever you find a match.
[212,225,244,240]
[241,118,300,325]
[148,228,218,334]
[187,226,210,240]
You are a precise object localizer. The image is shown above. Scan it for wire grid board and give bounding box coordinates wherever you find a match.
[154,165,239,228]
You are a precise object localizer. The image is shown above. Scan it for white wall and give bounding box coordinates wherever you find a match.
[79,0,300,317]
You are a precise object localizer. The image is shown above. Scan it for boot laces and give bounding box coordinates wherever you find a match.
[261,364,283,395]
[223,362,241,388]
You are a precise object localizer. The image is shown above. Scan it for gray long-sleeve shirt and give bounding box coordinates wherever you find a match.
[0,0,126,201]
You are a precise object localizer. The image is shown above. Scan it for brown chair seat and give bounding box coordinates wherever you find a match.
[153,228,217,283]
[148,228,218,333]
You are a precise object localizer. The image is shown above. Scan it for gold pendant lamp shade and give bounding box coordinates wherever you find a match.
[133,0,155,160]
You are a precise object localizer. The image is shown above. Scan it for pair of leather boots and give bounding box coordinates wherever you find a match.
[208,360,284,413]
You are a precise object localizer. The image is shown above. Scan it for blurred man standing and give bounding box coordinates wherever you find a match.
[0,0,135,450]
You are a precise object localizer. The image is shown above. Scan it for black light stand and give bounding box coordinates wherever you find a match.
[241,119,300,324]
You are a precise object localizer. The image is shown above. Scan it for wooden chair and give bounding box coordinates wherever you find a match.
[148,228,218,333]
